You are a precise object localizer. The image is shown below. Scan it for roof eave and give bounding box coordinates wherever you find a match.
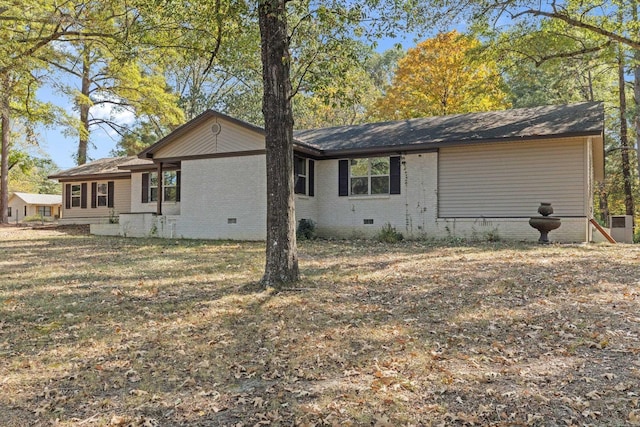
[49,172,132,182]
[319,131,604,158]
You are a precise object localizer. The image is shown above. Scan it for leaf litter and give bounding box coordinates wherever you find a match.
[0,225,639,425]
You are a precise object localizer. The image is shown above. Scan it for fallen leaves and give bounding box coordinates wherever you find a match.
[1,229,639,425]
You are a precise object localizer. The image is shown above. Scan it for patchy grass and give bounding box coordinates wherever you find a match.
[1,226,639,426]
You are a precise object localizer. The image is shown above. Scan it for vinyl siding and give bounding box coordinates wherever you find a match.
[438,138,587,218]
[61,179,131,220]
[154,116,264,159]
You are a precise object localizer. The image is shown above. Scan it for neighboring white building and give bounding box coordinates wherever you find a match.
[50,102,605,242]
[7,192,62,222]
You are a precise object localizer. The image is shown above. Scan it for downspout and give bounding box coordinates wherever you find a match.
[157,162,163,216]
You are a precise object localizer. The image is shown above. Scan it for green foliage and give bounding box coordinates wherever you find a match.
[109,209,119,224]
[376,222,403,243]
[23,215,54,223]
[296,219,317,241]
[8,154,60,194]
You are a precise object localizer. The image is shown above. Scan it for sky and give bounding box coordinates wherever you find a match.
[36,33,420,172]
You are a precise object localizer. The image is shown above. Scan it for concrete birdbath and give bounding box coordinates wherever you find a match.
[529,202,561,243]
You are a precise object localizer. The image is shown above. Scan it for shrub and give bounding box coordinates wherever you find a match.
[23,215,54,223]
[377,222,403,243]
[297,219,316,240]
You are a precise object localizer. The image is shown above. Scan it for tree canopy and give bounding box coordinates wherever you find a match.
[370,31,511,120]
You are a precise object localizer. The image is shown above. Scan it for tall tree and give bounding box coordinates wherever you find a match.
[617,42,635,216]
[370,31,510,120]
[43,0,184,165]
[258,0,298,286]
[255,0,432,286]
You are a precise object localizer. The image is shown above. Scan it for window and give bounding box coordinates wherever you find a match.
[163,171,177,202]
[96,183,108,207]
[38,206,52,217]
[7,207,11,217]
[91,181,114,208]
[294,156,306,194]
[294,157,314,196]
[339,157,400,197]
[350,157,390,195]
[142,171,180,203]
[149,172,159,202]
[71,184,81,207]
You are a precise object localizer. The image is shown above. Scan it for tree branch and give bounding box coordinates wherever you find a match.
[514,8,640,50]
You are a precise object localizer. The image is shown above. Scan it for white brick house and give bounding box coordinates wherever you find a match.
[50,102,605,242]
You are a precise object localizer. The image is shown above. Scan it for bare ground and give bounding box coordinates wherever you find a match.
[0,227,639,426]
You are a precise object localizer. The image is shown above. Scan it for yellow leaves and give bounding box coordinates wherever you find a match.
[371,30,511,121]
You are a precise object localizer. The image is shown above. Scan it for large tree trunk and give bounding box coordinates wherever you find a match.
[617,43,635,216]
[77,46,91,165]
[0,74,9,224]
[633,4,640,194]
[258,0,299,288]
[635,61,640,184]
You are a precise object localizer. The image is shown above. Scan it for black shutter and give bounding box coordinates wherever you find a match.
[142,173,149,203]
[80,183,87,209]
[338,159,349,196]
[91,182,97,208]
[308,160,315,197]
[107,181,115,208]
[176,171,181,202]
[390,156,401,195]
[65,184,71,209]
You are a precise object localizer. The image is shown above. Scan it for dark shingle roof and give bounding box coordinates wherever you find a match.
[293,102,604,155]
[49,157,138,180]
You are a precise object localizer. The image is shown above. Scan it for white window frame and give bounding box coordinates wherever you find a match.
[294,156,307,195]
[163,171,178,202]
[350,157,390,196]
[96,183,108,207]
[71,184,82,207]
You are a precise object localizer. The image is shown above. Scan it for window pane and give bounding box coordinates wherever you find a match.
[294,157,306,176]
[370,157,390,176]
[71,198,80,207]
[371,176,390,194]
[149,172,158,186]
[351,177,368,195]
[164,187,177,202]
[295,176,306,195]
[98,196,107,207]
[163,171,176,186]
[150,187,158,202]
[72,185,81,196]
[97,183,108,194]
[350,159,368,177]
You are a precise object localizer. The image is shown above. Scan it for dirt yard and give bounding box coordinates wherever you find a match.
[1,226,639,426]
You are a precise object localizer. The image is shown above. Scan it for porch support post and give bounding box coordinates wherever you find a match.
[157,162,163,216]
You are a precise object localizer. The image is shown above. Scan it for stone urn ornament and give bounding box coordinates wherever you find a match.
[529,202,561,243]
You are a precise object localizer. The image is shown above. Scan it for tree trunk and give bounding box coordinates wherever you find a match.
[617,43,635,216]
[77,45,91,165]
[633,3,640,193]
[258,0,299,288]
[0,74,9,224]
[635,61,640,184]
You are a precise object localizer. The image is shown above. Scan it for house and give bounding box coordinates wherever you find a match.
[49,102,605,242]
[7,192,63,223]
